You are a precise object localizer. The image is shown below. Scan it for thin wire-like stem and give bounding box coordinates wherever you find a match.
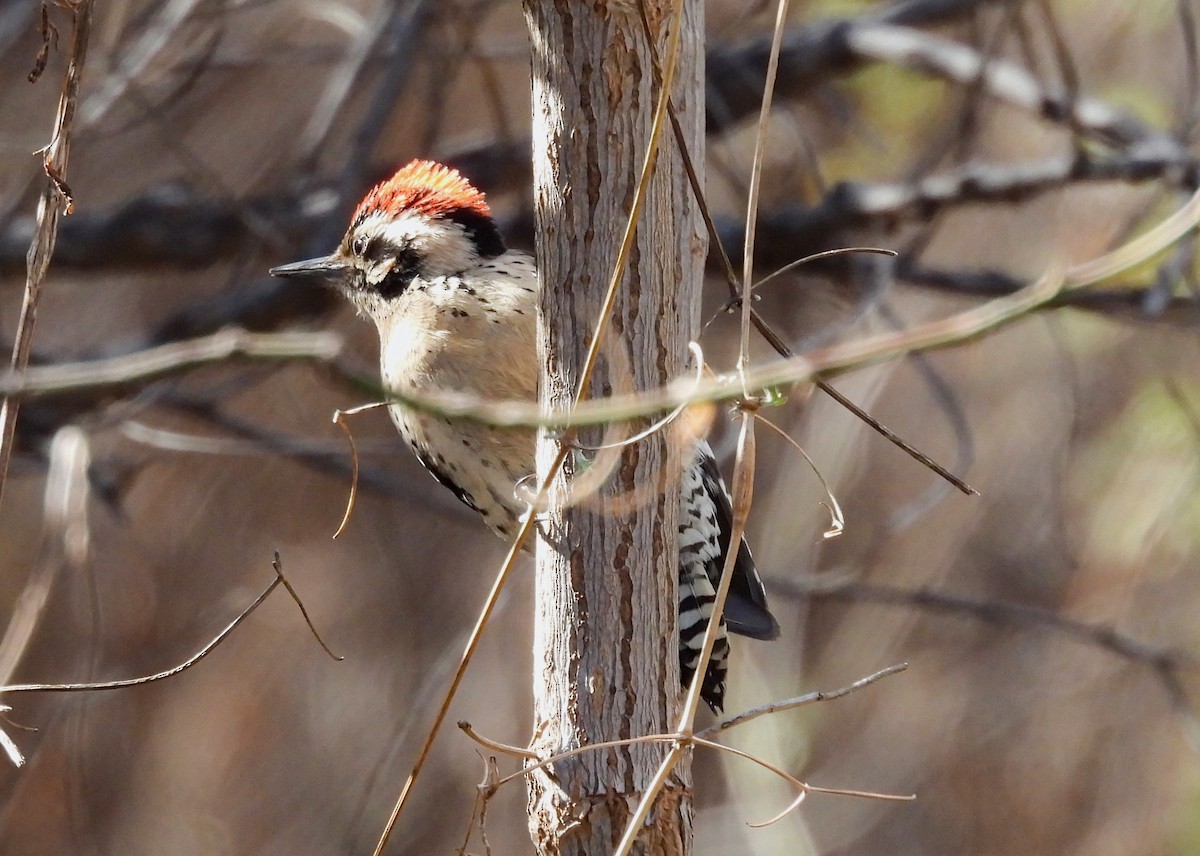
[330,411,361,539]
[754,412,845,539]
[748,246,897,295]
[737,0,792,392]
[271,553,343,661]
[569,342,704,452]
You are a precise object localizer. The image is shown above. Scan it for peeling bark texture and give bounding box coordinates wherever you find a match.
[524,1,706,854]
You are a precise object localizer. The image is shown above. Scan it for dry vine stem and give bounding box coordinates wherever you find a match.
[0,0,95,513]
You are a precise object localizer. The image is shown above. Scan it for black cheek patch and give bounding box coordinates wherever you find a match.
[373,250,420,299]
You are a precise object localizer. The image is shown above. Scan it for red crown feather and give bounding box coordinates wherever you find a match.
[353,160,490,224]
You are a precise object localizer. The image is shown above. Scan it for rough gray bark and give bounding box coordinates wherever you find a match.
[524,1,706,854]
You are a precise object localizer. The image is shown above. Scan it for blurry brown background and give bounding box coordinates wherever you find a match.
[1,1,1199,853]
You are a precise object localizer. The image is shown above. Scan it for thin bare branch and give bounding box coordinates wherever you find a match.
[10,175,1192,442]
[778,576,1200,673]
[0,571,282,694]
[706,0,1021,132]
[698,663,909,738]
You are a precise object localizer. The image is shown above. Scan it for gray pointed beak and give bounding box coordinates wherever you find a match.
[270,254,353,287]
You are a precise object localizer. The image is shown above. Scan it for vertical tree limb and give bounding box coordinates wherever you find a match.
[524,1,705,853]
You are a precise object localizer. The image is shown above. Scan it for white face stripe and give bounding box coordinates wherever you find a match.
[353,210,478,284]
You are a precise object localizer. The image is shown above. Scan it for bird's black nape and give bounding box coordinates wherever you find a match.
[443,205,506,258]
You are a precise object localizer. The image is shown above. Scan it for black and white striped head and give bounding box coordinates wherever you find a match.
[270,160,505,313]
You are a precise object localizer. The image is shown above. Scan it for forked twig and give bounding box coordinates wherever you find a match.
[456,752,500,856]
[0,553,338,699]
[469,663,907,788]
[0,571,279,695]
[689,736,913,829]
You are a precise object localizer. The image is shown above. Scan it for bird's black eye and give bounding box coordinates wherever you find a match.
[352,235,370,257]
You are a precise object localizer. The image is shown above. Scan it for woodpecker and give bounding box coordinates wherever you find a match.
[272,160,778,711]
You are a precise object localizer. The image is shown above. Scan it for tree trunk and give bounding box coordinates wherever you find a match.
[524,1,706,854]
